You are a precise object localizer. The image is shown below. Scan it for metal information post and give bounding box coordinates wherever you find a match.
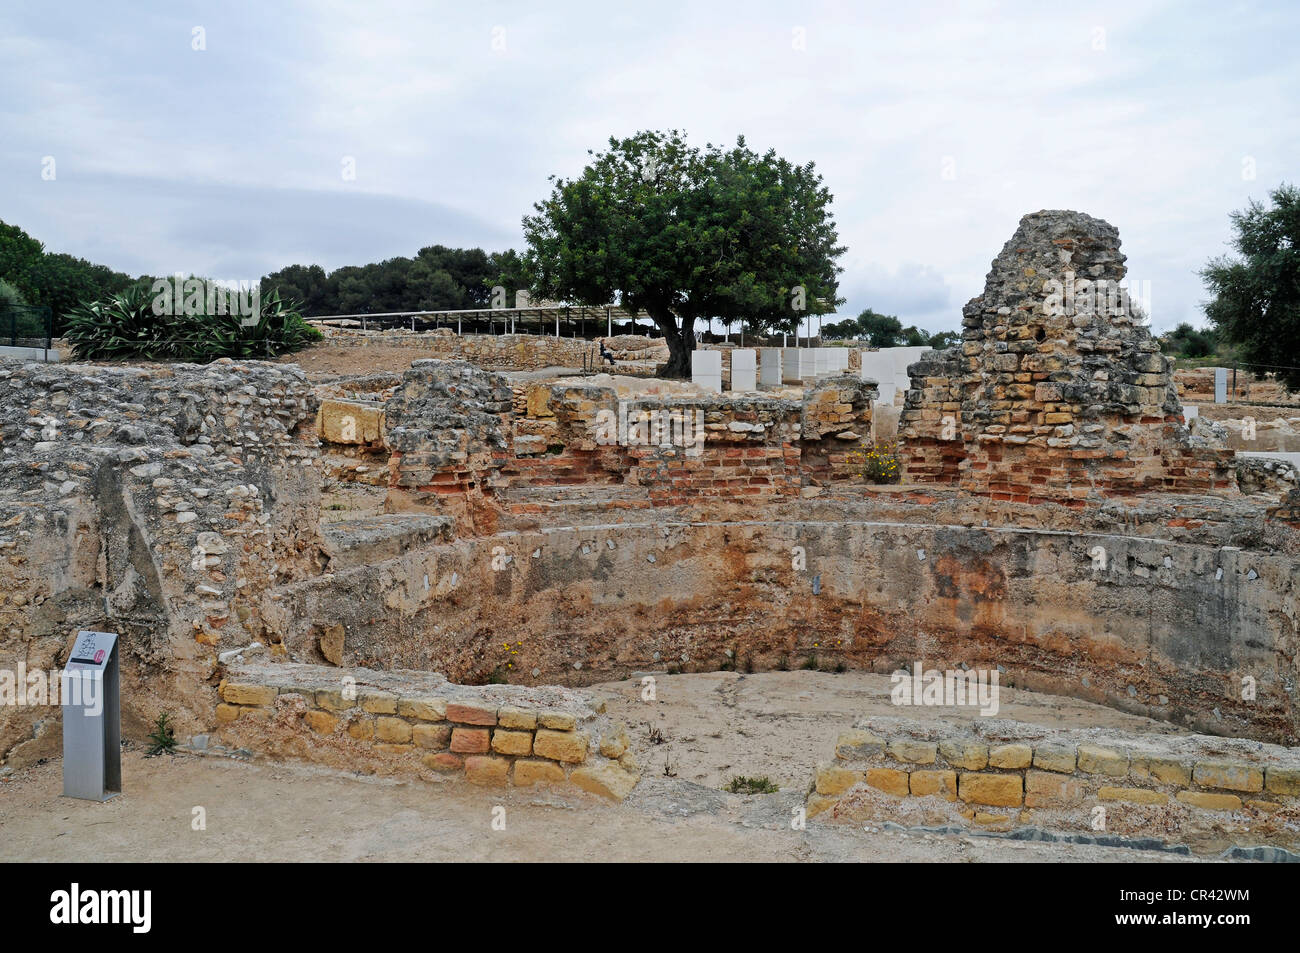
[61,630,121,801]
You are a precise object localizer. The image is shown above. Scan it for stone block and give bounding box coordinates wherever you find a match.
[497,706,538,730]
[1024,770,1084,807]
[1129,756,1191,786]
[939,739,988,770]
[1192,761,1264,793]
[864,768,911,797]
[533,729,588,763]
[304,710,338,735]
[450,727,491,754]
[491,728,533,756]
[412,723,452,750]
[375,717,412,744]
[570,762,639,801]
[959,773,1023,807]
[397,696,447,721]
[1265,766,1300,797]
[988,743,1032,770]
[1077,744,1128,777]
[513,759,566,787]
[835,729,885,761]
[446,702,497,726]
[538,710,576,730]
[1031,744,1076,773]
[910,770,958,800]
[1176,791,1243,811]
[887,740,938,764]
[359,691,398,714]
[221,683,276,706]
[465,756,510,786]
[815,763,862,796]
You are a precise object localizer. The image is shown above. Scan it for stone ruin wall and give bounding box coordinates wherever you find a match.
[382,359,876,527]
[900,211,1237,503]
[810,716,1300,853]
[0,359,324,765]
[314,329,668,371]
[2,210,1298,802]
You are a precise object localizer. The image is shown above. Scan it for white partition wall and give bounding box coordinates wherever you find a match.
[890,347,932,391]
[859,351,894,392]
[830,349,849,375]
[731,348,757,392]
[798,349,817,381]
[781,348,803,383]
[813,348,834,378]
[691,350,723,393]
[758,348,783,387]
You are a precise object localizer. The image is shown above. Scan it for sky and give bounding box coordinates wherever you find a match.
[1,0,1297,336]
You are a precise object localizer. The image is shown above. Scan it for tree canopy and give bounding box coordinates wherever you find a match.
[0,221,136,329]
[1202,183,1300,390]
[820,308,957,349]
[521,130,845,376]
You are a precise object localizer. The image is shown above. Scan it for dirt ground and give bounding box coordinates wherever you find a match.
[597,670,1192,792]
[1,671,1223,862]
[274,344,437,378]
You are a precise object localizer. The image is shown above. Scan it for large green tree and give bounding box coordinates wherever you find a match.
[521,130,845,377]
[1202,183,1300,391]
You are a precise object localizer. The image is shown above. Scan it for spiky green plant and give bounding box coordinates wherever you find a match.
[145,711,177,757]
[65,282,321,363]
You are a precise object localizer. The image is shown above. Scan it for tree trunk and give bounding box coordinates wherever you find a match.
[650,310,694,378]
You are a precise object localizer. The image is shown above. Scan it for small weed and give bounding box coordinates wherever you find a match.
[776,654,789,671]
[646,723,666,745]
[725,775,779,795]
[800,654,818,671]
[145,712,177,757]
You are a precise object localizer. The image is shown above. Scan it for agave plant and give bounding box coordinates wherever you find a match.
[65,281,321,362]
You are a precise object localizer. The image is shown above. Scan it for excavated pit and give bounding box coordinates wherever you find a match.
[4,210,1299,855]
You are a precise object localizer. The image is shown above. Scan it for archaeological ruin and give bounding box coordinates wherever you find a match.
[3,210,1298,855]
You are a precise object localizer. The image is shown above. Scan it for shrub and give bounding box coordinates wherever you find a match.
[851,442,901,484]
[65,282,321,362]
[724,775,779,794]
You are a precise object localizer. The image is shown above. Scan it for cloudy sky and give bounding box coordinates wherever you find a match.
[2,0,1296,335]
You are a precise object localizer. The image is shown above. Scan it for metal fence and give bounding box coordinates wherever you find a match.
[0,304,53,350]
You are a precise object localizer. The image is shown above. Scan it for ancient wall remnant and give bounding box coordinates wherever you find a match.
[213,661,640,799]
[312,329,668,371]
[381,359,876,522]
[811,715,1300,852]
[900,211,1236,502]
[0,358,323,765]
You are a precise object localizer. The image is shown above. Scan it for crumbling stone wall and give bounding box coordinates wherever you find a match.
[278,512,1299,744]
[382,360,876,520]
[313,329,667,371]
[0,358,323,766]
[900,211,1236,502]
[812,715,1300,852]
[212,661,640,799]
